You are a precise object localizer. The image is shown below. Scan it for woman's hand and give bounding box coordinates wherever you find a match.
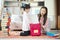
[41,24,44,30]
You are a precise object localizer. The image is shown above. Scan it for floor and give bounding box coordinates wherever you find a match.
[0,30,60,40]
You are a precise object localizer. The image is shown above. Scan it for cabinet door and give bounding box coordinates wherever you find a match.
[57,0,60,29]
[58,16,60,29]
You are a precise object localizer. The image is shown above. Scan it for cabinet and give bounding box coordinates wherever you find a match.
[58,16,60,29]
[57,0,60,29]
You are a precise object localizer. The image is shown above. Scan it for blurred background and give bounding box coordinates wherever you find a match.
[0,0,60,32]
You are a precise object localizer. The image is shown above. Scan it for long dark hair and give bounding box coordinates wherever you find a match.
[38,7,48,25]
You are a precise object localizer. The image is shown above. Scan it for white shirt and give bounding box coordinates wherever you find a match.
[22,11,30,31]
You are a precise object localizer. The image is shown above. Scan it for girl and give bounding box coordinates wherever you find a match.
[20,4,31,36]
[38,7,50,34]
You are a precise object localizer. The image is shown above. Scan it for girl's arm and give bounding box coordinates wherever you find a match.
[41,18,51,32]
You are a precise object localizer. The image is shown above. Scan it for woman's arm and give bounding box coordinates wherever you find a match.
[41,18,51,32]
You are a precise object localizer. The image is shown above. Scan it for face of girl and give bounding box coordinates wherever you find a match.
[40,8,46,16]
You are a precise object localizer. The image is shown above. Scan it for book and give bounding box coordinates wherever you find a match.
[46,31,60,36]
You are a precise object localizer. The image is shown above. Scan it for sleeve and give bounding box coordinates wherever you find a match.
[42,18,51,32]
[22,12,30,31]
[22,13,27,27]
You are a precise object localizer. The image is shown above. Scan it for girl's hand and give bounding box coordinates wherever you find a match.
[41,24,44,30]
[40,21,44,30]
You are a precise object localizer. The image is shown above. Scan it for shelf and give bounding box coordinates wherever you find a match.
[20,0,44,2]
[20,1,44,3]
[4,1,19,3]
[31,6,43,7]
[4,0,44,7]
[4,1,19,7]
[33,0,44,2]
[5,0,19,2]
[4,5,19,7]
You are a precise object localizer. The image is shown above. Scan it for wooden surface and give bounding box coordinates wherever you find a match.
[58,16,60,29]
[0,31,56,39]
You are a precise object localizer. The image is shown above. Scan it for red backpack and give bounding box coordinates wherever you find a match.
[30,23,41,36]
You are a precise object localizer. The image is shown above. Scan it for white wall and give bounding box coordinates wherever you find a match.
[0,0,4,11]
[0,0,4,20]
[45,0,56,28]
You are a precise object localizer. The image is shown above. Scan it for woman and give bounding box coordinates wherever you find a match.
[38,7,50,34]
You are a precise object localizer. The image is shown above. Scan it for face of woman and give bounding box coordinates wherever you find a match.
[40,8,46,16]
